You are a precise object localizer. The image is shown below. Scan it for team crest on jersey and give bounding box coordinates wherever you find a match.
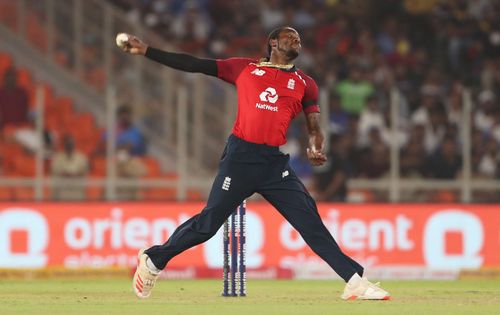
[222,177,231,191]
[287,79,295,90]
[251,68,266,76]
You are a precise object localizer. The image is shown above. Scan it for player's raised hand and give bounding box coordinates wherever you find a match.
[116,33,148,55]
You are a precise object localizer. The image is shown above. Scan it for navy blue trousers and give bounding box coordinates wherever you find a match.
[145,134,363,282]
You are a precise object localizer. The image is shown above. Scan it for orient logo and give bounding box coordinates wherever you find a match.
[423,210,484,269]
[0,209,49,268]
[259,87,279,104]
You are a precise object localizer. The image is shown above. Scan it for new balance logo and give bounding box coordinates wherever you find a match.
[222,177,231,191]
[287,79,295,90]
[282,170,289,178]
[259,87,278,104]
[251,69,266,76]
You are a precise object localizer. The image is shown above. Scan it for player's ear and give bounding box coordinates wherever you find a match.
[270,38,278,48]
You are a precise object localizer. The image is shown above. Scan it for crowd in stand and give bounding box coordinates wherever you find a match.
[109,0,499,202]
[2,0,498,202]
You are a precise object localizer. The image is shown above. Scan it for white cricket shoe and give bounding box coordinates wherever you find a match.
[133,248,160,299]
[341,277,391,300]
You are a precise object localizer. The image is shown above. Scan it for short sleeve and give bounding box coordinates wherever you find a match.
[216,58,254,84]
[301,73,320,113]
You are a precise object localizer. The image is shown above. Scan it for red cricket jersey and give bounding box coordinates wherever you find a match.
[217,58,319,146]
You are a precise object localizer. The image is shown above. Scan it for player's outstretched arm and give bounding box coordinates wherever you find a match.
[305,112,327,166]
[116,33,217,76]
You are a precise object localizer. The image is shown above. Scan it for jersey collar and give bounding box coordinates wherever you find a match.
[255,61,297,72]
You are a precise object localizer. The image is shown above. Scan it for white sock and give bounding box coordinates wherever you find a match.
[146,258,161,274]
[347,273,362,286]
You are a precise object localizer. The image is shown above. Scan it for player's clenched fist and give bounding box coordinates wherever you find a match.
[307,147,327,166]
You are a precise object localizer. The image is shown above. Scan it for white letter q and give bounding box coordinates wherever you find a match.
[0,209,49,268]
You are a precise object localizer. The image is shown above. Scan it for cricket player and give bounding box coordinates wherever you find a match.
[119,26,390,301]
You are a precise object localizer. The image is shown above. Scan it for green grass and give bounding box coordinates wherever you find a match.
[0,279,499,315]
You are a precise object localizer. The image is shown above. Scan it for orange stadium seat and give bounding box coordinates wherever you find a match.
[16,68,33,88]
[12,154,36,177]
[91,156,107,176]
[86,175,104,200]
[347,189,375,203]
[0,187,13,200]
[432,190,457,203]
[186,189,203,201]
[16,68,35,106]
[0,2,17,30]
[11,186,50,201]
[0,52,13,82]
[76,129,101,155]
[53,50,70,68]
[0,142,24,174]
[41,83,54,108]
[12,187,34,200]
[142,186,177,200]
[45,98,73,135]
[142,157,162,177]
[29,83,54,109]
[164,172,179,180]
[26,12,47,52]
[53,97,74,117]
[86,67,106,90]
[2,124,22,137]
[44,115,59,133]
[74,112,95,131]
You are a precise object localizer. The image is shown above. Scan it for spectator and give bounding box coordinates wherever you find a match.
[314,134,354,202]
[336,66,374,115]
[422,104,448,154]
[477,138,498,179]
[357,95,386,147]
[400,133,426,178]
[116,147,147,200]
[411,94,437,126]
[327,93,349,135]
[171,1,212,49]
[425,137,462,179]
[380,104,410,149]
[98,104,147,156]
[474,90,496,134]
[95,103,147,199]
[11,115,54,157]
[492,109,500,143]
[260,0,285,31]
[445,81,464,126]
[51,134,88,200]
[358,129,390,178]
[0,67,29,128]
[288,133,313,184]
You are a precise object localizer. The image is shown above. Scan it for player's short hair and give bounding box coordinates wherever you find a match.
[266,26,289,57]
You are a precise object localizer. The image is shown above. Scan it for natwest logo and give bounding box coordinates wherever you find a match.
[0,208,49,268]
[259,87,278,104]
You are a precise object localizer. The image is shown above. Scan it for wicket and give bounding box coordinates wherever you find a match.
[222,200,247,297]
